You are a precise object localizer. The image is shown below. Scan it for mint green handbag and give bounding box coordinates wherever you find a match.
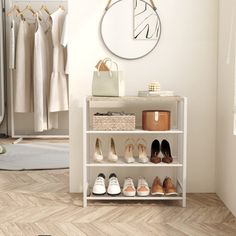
[92,59,124,97]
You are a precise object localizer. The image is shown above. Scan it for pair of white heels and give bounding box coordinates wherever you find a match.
[93,138,149,164]
[94,138,118,163]
[124,138,149,163]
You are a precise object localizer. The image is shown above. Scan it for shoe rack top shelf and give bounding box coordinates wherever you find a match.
[86,129,183,134]
[86,96,184,103]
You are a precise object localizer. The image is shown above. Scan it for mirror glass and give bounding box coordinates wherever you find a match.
[101,0,161,60]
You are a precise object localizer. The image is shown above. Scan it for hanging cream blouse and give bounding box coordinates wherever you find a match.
[49,8,69,113]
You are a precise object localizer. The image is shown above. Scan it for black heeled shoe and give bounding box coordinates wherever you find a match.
[150,140,161,164]
[161,140,173,164]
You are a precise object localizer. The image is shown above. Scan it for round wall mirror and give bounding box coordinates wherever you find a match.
[100,0,161,60]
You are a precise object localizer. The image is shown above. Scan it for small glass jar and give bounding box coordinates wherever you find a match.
[148,81,161,92]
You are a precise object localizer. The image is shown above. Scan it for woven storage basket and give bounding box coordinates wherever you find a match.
[93,115,135,131]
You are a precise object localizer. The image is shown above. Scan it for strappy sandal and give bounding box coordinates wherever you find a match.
[137,138,149,163]
[124,138,135,163]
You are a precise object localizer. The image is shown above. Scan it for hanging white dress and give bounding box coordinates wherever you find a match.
[61,14,69,74]
[49,8,69,112]
[33,15,58,132]
[46,19,59,130]
[15,19,35,113]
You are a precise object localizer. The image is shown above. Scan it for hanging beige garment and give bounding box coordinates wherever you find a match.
[14,19,35,113]
[9,19,16,69]
[33,15,58,132]
[61,14,69,74]
[49,8,69,112]
[45,20,59,130]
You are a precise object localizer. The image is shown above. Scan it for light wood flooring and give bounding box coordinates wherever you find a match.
[0,169,234,236]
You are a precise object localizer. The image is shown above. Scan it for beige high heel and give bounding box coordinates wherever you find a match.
[93,138,103,163]
[124,138,135,163]
[137,138,149,163]
[108,138,118,162]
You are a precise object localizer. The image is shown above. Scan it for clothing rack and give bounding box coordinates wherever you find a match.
[6,0,69,140]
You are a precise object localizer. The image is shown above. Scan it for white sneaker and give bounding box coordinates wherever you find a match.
[92,173,106,195]
[137,177,150,196]
[108,138,118,162]
[107,173,121,195]
[123,178,136,197]
[93,138,103,162]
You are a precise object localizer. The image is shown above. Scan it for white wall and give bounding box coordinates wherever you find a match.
[217,0,236,217]
[69,0,218,192]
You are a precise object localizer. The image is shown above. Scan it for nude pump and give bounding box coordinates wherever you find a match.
[108,138,118,162]
[93,138,103,162]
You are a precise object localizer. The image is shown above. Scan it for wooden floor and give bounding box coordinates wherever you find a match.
[0,169,234,236]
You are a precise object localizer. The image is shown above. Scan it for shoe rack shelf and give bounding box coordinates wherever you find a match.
[87,194,183,201]
[86,158,183,167]
[83,96,187,207]
[86,129,183,134]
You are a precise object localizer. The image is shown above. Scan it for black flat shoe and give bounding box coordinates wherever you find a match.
[161,140,173,163]
[150,140,161,164]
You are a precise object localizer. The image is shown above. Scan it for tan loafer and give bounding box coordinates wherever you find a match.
[151,177,164,195]
[163,177,177,196]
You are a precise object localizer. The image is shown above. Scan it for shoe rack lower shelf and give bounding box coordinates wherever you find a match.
[87,193,183,201]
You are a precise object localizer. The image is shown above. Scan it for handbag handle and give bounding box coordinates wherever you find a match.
[97,58,113,71]
[105,0,157,11]
[97,59,119,78]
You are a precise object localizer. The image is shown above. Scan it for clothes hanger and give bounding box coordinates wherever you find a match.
[19,4,36,16]
[20,5,43,21]
[38,5,51,27]
[58,5,65,11]
[40,5,50,16]
[6,5,21,17]
[7,5,25,21]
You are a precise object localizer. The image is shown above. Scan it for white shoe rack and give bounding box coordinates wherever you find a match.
[83,96,187,207]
